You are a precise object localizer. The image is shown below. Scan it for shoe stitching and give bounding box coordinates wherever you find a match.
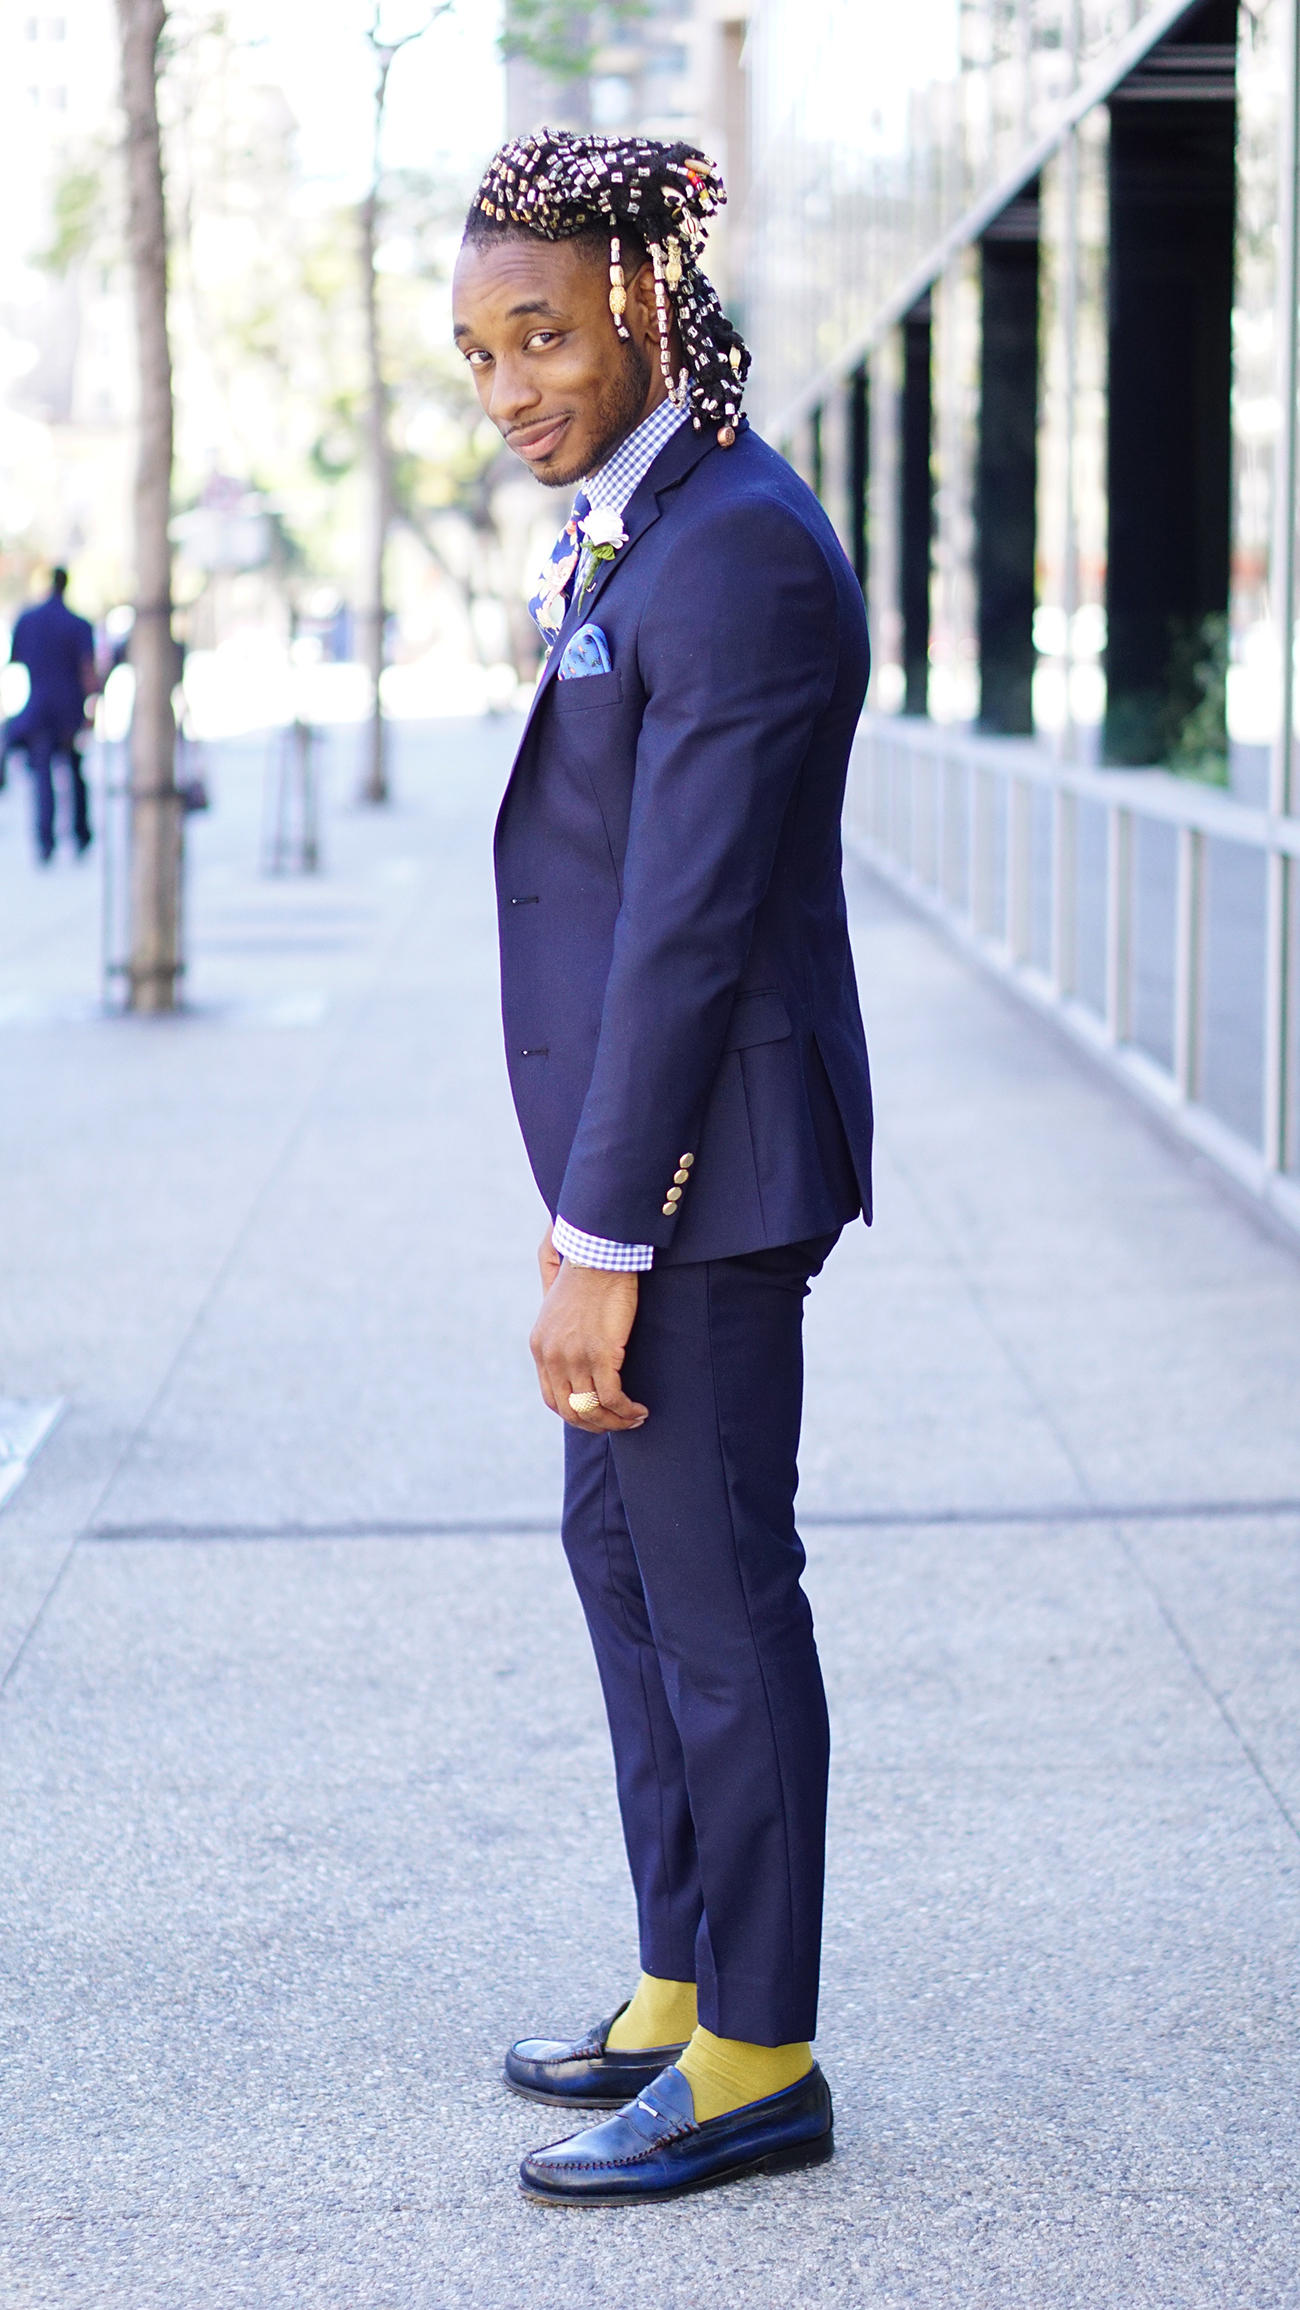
[521,2039,685,2070]
[533,2119,829,2177]
[534,2122,698,2171]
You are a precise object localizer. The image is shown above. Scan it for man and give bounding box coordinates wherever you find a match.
[5,566,98,863]
[452,129,873,2206]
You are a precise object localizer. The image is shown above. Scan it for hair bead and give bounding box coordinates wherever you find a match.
[608,232,630,339]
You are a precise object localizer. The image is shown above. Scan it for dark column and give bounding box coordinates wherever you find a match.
[849,363,869,593]
[900,297,933,715]
[977,182,1040,734]
[1105,0,1236,768]
[809,404,824,501]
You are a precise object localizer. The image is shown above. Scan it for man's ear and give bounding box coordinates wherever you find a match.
[624,257,660,359]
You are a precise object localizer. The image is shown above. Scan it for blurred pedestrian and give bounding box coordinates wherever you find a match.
[454,131,873,2207]
[4,567,100,864]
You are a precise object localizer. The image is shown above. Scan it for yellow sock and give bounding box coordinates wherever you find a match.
[676,2025,813,2122]
[605,1973,698,2051]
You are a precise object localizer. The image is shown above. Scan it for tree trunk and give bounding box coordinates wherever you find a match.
[359,182,389,804]
[117,0,182,1012]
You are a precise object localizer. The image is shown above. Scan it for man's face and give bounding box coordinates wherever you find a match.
[452,234,657,488]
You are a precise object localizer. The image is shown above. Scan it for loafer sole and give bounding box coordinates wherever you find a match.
[519,2124,834,2205]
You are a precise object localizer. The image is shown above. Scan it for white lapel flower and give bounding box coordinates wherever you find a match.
[579,506,627,560]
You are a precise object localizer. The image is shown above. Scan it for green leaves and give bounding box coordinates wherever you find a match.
[499,0,647,84]
[37,159,110,278]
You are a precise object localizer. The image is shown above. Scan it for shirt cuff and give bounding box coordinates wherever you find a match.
[553,1217,655,1272]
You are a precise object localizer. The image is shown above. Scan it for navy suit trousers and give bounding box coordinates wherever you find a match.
[23,727,90,859]
[561,1233,838,2047]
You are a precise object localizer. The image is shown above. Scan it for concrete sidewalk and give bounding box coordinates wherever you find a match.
[0,716,1297,2308]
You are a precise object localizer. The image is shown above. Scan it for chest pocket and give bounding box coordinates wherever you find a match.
[551,669,623,713]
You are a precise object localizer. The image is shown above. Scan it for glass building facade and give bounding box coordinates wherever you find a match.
[741,0,1300,802]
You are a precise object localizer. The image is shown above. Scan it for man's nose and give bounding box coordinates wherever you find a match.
[488,353,540,429]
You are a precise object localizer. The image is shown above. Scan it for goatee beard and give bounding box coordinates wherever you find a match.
[548,342,654,489]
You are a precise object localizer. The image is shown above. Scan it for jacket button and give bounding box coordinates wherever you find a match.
[661,1202,676,1217]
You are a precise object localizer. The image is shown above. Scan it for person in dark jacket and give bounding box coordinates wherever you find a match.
[5,567,99,862]
[453,130,873,2206]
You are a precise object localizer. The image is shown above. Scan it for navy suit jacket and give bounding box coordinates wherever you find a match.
[495,417,873,1266]
[8,595,95,745]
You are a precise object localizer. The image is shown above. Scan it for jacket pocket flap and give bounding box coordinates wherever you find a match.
[551,668,623,711]
[723,990,793,1050]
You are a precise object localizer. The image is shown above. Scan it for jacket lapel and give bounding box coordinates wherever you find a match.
[577,416,726,622]
[506,417,731,770]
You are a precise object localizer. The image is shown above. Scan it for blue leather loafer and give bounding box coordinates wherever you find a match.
[519,2062,834,2203]
[504,2006,690,2109]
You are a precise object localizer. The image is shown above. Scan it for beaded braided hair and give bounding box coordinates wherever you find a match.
[466,128,751,444]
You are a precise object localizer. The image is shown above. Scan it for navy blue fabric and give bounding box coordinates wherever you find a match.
[6,593,95,747]
[495,418,873,1263]
[561,1233,836,2046]
[24,728,91,859]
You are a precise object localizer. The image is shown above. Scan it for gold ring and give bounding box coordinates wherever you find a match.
[568,1391,600,1415]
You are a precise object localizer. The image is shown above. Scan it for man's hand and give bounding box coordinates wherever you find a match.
[530,1250,648,1431]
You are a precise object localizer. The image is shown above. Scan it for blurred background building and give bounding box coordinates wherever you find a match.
[741,0,1292,797]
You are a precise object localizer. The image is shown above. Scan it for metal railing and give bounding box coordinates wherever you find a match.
[845,713,1300,1241]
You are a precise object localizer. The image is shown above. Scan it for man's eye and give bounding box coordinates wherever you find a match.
[464,349,490,368]
[526,330,559,349]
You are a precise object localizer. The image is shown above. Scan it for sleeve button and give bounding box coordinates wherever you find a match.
[679,1153,695,1168]
[673,1169,690,1185]
[661,1202,676,1216]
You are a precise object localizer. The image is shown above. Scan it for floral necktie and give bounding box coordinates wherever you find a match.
[528,489,590,644]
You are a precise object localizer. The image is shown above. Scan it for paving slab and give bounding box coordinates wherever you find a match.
[0,716,1298,2307]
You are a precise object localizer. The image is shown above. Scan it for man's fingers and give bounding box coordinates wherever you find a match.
[541,1349,597,1425]
[550,1360,647,1430]
[593,1361,646,1424]
[562,1369,601,1418]
[529,1321,561,1414]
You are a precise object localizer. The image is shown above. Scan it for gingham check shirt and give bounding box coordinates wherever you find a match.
[551,396,690,1275]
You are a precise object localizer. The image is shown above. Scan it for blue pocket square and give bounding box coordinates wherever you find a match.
[557,623,612,680]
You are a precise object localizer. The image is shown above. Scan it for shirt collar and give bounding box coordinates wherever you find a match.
[582,397,691,517]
